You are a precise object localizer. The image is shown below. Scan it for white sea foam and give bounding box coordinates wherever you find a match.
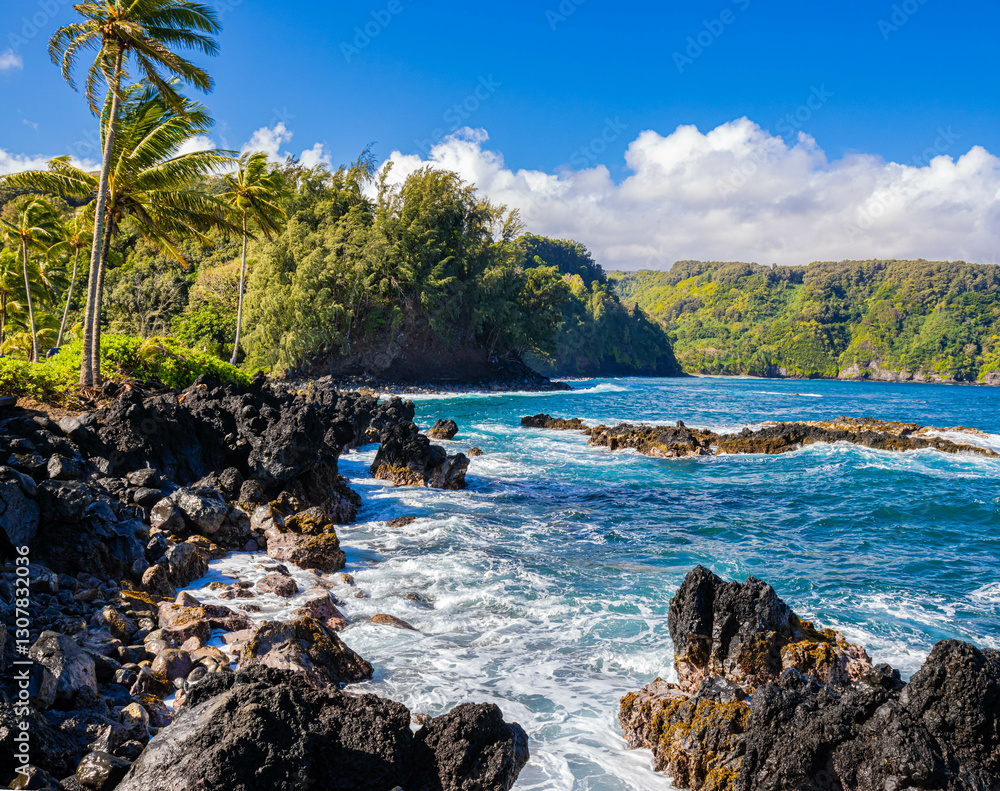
[174,378,1000,790]
[970,582,1000,608]
[920,428,1000,453]
[385,381,629,401]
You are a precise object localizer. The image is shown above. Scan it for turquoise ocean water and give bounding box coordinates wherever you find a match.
[220,377,1000,790]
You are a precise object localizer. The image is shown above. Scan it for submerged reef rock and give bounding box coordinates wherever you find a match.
[371,421,469,489]
[527,414,999,459]
[620,566,1000,790]
[115,666,529,791]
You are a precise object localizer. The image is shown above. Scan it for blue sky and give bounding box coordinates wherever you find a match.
[2,0,999,267]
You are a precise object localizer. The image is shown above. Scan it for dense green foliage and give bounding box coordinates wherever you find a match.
[612,260,1000,382]
[518,236,680,376]
[156,164,678,378]
[0,334,250,402]
[1,0,677,392]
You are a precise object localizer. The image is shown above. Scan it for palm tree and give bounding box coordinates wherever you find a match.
[0,198,62,363]
[50,206,93,347]
[0,247,21,346]
[219,152,288,364]
[49,0,220,387]
[3,87,233,377]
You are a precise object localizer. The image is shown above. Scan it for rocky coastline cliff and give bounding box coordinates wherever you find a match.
[0,376,526,790]
[620,567,1000,791]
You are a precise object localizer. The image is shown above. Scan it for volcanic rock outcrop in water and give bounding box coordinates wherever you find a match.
[620,566,1000,790]
[371,421,469,489]
[0,378,524,789]
[115,666,529,791]
[522,414,999,458]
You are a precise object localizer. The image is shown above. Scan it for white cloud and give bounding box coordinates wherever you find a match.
[240,122,294,161]
[0,149,99,177]
[299,142,331,169]
[176,134,217,157]
[240,123,328,168]
[382,121,1000,268]
[0,49,23,71]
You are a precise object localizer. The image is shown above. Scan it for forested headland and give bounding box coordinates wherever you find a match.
[1,150,677,392]
[0,0,676,397]
[612,259,1000,384]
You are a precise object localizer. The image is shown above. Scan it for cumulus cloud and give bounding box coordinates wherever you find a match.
[0,149,100,177]
[176,134,218,157]
[240,122,294,161]
[299,142,332,169]
[383,120,1000,268]
[0,49,23,71]
[240,123,329,168]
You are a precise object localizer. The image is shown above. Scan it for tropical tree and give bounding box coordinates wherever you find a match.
[0,197,62,362]
[50,206,93,346]
[3,87,233,377]
[218,152,287,364]
[49,0,221,386]
[0,247,21,346]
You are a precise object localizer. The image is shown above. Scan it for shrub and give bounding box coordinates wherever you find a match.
[0,334,251,403]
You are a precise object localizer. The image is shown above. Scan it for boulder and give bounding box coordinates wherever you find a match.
[114,667,528,791]
[149,499,184,534]
[163,542,209,588]
[28,631,98,710]
[35,480,93,523]
[141,564,176,599]
[411,703,530,791]
[291,595,349,633]
[157,604,211,646]
[92,607,138,643]
[172,487,228,536]
[265,532,345,573]
[426,419,459,440]
[668,566,872,694]
[256,573,300,598]
[621,568,1000,791]
[371,422,469,490]
[75,750,131,790]
[133,486,164,509]
[520,414,586,430]
[56,416,89,441]
[126,468,160,488]
[371,614,417,631]
[150,649,193,682]
[46,454,83,481]
[0,480,41,548]
[236,617,373,687]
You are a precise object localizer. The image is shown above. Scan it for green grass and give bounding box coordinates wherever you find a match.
[0,334,251,403]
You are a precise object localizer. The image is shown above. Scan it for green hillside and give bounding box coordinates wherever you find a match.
[610,259,1000,383]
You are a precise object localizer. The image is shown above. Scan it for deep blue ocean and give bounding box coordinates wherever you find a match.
[196,376,1000,789]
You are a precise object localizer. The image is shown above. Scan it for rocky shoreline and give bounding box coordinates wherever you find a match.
[521,414,999,458]
[0,376,527,790]
[291,355,573,396]
[620,567,1000,790]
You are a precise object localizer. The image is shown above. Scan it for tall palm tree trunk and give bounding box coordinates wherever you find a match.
[230,215,248,365]
[90,225,113,384]
[20,239,39,364]
[80,48,123,388]
[57,247,82,348]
